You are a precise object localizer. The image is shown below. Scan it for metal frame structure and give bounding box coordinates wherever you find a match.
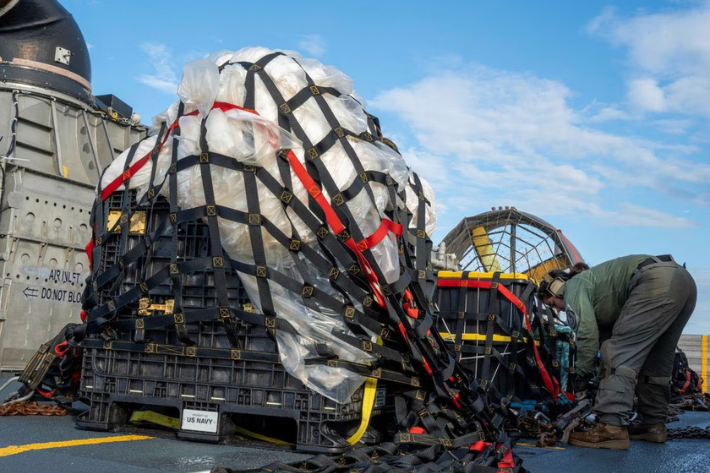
[440,207,584,279]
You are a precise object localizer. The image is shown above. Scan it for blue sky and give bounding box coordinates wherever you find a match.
[68,0,710,334]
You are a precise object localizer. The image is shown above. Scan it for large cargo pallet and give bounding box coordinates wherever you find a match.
[79,188,390,453]
[77,346,388,453]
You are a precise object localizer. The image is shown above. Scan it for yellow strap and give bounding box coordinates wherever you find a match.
[347,377,378,445]
[437,271,529,281]
[233,426,293,446]
[346,335,383,445]
[129,410,180,430]
[440,332,540,346]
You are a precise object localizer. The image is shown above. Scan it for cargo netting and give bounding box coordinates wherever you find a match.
[71,47,576,470]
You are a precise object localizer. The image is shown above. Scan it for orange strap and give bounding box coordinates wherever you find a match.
[436,278,561,401]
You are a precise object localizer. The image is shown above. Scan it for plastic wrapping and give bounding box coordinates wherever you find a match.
[405,170,437,237]
[99,48,437,402]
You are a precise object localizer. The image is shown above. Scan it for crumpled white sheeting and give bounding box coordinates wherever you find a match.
[100,47,437,403]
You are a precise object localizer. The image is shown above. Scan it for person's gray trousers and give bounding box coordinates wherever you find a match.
[595,261,697,426]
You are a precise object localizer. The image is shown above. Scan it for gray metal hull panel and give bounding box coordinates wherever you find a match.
[0,86,146,370]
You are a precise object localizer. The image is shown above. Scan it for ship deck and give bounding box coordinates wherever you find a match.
[1,375,708,473]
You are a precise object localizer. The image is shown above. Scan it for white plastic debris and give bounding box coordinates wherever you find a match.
[100,47,437,403]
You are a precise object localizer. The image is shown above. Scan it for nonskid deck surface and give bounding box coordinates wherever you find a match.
[1,376,708,473]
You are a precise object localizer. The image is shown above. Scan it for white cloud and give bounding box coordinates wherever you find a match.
[588,106,630,123]
[600,203,697,228]
[589,3,710,116]
[298,35,327,57]
[627,78,666,112]
[135,43,178,94]
[653,118,693,135]
[371,65,708,229]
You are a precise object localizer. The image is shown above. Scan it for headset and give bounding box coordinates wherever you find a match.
[542,273,566,298]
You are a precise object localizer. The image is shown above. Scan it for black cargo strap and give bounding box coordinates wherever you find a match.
[139,122,168,287]
[232,438,528,473]
[167,102,193,345]
[195,118,244,348]
[80,339,280,363]
[409,172,435,295]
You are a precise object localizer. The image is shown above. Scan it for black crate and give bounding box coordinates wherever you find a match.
[77,347,389,453]
[433,271,535,397]
[94,190,259,349]
[95,94,133,118]
[82,189,389,453]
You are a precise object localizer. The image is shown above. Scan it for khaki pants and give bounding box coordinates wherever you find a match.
[595,263,696,426]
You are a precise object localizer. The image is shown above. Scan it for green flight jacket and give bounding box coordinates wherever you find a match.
[563,254,651,377]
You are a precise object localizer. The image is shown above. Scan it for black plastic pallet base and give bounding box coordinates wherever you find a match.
[77,347,384,454]
[76,417,298,451]
[75,398,360,454]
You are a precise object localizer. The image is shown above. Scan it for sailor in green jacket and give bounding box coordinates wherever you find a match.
[538,255,696,449]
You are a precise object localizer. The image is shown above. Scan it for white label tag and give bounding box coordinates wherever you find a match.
[181,409,219,433]
[374,388,386,408]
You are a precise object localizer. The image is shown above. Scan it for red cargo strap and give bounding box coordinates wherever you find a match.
[286,149,401,308]
[85,239,94,269]
[437,278,561,401]
[99,102,257,202]
[497,443,516,471]
[681,368,692,394]
[35,388,53,399]
[402,289,420,319]
[469,440,487,452]
[358,217,402,251]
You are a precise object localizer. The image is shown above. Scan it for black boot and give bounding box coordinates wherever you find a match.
[628,423,667,443]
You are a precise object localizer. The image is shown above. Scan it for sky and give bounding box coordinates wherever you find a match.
[66,0,710,334]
